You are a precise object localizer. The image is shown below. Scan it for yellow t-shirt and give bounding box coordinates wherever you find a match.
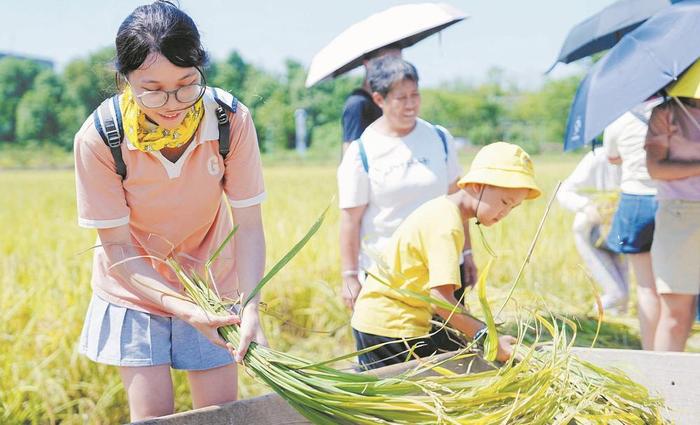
[351,196,464,338]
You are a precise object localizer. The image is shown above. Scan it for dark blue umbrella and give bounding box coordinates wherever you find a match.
[547,0,681,73]
[563,0,700,150]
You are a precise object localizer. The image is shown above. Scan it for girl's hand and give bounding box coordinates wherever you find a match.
[230,304,268,363]
[179,304,240,349]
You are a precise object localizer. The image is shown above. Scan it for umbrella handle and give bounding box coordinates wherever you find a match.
[672,96,700,134]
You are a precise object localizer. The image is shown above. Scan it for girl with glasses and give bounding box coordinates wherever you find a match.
[74,1,267,420]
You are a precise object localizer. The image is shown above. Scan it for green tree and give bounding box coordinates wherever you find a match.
[510,75,582,147]
[61,47,117,123]
[52,47,117,149]
[0,57,44,142]
[15,70,64,146]
[234,59,305,152]
[208,51,249,94]
[237,64,284,152]
[422,76,507,146]
[303,74,359,152]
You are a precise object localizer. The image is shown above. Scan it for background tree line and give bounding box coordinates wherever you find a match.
[0,47,581,155]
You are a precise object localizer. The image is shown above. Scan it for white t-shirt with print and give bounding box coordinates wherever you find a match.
[337,118,463,270]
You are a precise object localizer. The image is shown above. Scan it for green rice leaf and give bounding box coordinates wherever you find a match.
[243,204,330,308]
[206,224,239,269]
[477,259,499,362]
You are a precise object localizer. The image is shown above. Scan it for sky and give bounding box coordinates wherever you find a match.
[1,0,616,88]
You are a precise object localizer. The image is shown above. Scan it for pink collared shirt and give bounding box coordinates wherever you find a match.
[645,101,700,201]
[74,90,265,315]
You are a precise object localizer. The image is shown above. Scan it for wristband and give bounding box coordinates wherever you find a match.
[473,326,488,347]
[341,270,359,278]
[462,249,473,258]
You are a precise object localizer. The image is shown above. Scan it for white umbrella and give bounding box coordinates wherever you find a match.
[305,3,468,88]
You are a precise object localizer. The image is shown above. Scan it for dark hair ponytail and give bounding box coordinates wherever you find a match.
[115,1,207,76]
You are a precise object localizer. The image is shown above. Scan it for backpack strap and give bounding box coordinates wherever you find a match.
[210,87,239,160]
[93,95,126,180]
[93,88,239,181]
[433,125,448,162]
[357,124,449,173]
[357,136,369,173]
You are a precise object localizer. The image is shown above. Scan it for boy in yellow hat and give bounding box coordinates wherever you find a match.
[351,142,541,369]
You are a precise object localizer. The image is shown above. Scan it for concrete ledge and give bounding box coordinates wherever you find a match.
[132,393,308,425]
[132,348,700,424]
[572,348,700,424]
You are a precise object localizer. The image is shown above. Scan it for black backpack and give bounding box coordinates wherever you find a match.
[92,87,238,180]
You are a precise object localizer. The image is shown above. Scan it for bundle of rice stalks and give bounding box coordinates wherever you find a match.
[502,315,642,350]
[156,208,670,425]
[583,189,620,249]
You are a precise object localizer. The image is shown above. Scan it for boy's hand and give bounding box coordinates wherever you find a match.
[462,254,478,287]
[496,335,518,362]
[342,276,362,310]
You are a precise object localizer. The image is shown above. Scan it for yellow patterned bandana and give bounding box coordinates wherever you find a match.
[120,86,204,152]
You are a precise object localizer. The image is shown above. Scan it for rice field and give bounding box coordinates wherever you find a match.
[0,153,679,424]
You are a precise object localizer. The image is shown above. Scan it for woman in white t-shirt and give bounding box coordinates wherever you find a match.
[337,56,472,312]
[603,101,659,350]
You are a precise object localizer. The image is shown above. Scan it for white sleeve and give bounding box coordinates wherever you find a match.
[556,153,595,212]
[337,140,370,209]
[437,125,463,182]
[603,120,621,159]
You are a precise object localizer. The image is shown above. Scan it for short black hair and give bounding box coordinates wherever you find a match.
[115,1,207,76]
[367,56,419,98]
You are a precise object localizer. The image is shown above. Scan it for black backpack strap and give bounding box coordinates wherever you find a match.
[211,87,239,160]
[93,95,126,180]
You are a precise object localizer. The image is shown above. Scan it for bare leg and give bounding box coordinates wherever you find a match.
[654,293,695,351]
[187,363,238,409]
[119,365,174,421]
[572,221,627,310]
[628,252,659,350]
[606,252,630,312]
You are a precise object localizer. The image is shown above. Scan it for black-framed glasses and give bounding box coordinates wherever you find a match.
[130,66,207,109]
[135,83,206,108]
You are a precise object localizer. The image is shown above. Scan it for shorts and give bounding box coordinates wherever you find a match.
[78,294,234,370]
[651,200,700,295]
[352,327,463,370]
[605,193,657,254]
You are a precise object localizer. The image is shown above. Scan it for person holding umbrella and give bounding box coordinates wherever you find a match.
[558,0,700,350]
[340,46,401,157]
[337,56,475,312]
[645,62,700,352]
[603,102,659,350]
[304,3,467,157]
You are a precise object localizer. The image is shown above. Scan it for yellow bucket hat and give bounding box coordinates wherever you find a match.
[457,142,541,200]
[667,59,700,99]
